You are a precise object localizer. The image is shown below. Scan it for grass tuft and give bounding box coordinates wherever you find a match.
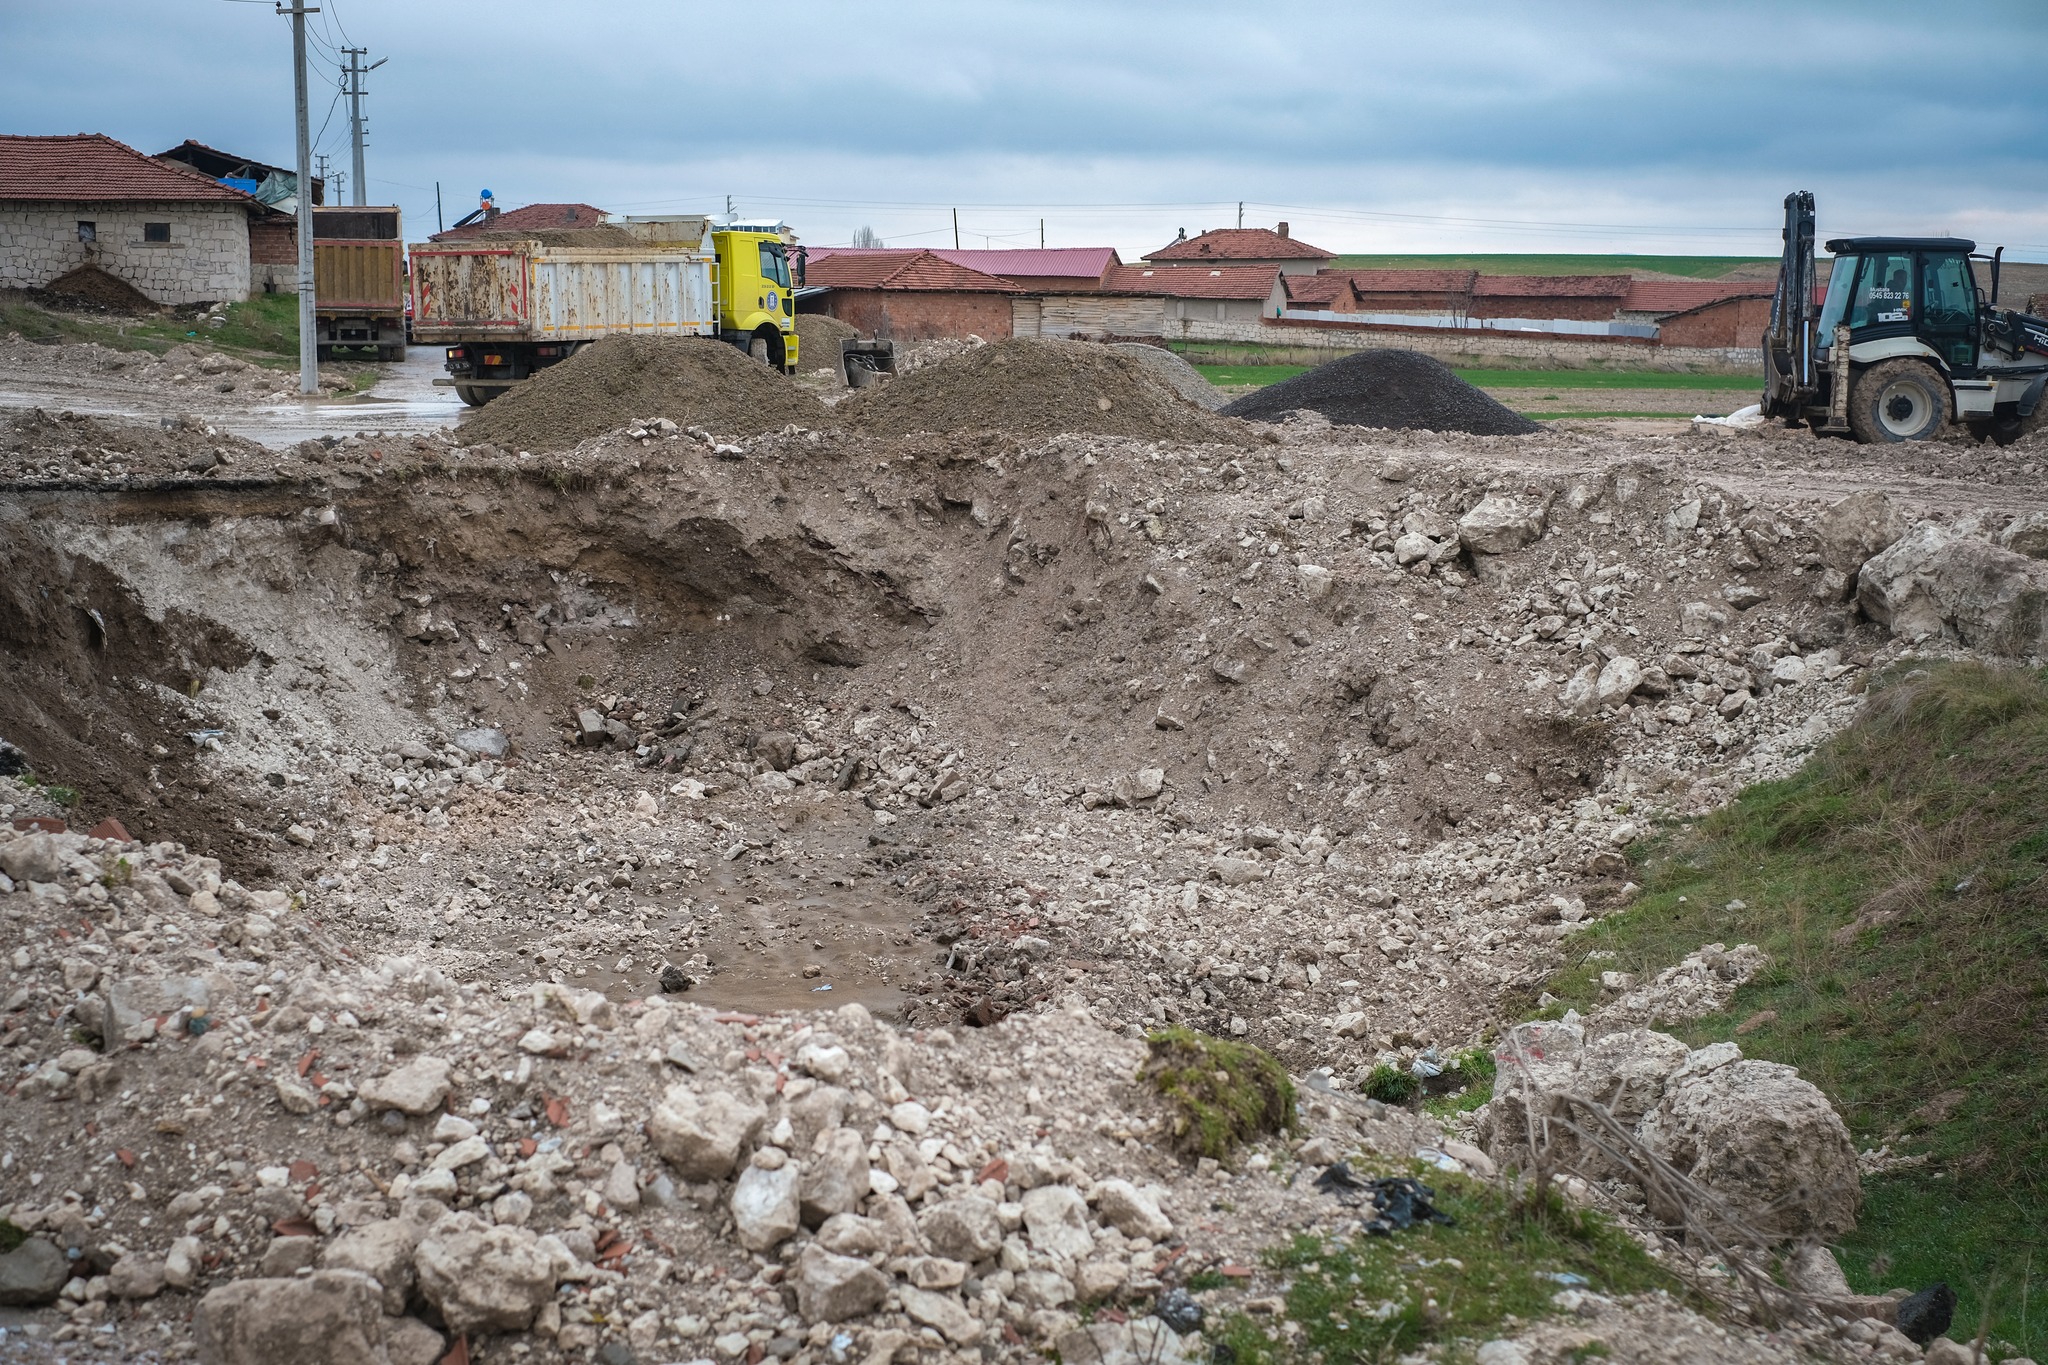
[1539,661,2048,1357]
[1143,1026,1297,1160]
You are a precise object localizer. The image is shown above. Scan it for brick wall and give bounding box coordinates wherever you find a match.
[1175,315,1761,371]
[246,217,300,295]
[0,201,253,304]
[1657,296,1775,349]
[819,290,1014,341]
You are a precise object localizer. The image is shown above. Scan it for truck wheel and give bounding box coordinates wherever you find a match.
[1848,359,1950,443]
[748,329,784,370]
[454,384,491,407]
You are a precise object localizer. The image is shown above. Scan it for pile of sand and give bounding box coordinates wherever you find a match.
[456,336,834,452]
[1112,343,1228,411]
[794,314,858,385]
[1221,349,1540,435]
[841,337,1235,441]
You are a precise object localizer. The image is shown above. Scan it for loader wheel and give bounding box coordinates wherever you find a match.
[454,384,491,407]
[1848,359,1950,443]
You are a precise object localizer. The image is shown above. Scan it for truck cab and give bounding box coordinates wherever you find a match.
[710,222,799,374]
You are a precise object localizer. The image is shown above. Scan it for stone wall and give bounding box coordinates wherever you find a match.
[1173,314,1761,372]
[0,201,253,304]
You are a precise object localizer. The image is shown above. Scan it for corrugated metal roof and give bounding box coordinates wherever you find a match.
[1474,274,1633,298]
[810,246,1118,280]
[805,250,1021,292]
[1145,228,1334,262]
[1622,278,1773,313]
[0,133,260,204]
[432,202,610,240]
[1105,264,1282,300]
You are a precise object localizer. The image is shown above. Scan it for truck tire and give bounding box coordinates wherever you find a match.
[748,328,785,370]
[454,384,492,407]
[1848,359,1950,443]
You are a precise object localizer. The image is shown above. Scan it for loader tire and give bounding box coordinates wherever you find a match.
[1848,358,1950,444]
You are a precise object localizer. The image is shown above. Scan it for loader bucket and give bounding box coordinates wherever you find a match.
[842,339,897,389]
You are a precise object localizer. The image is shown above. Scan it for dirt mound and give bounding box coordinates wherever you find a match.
[456,335,835,451]
[842,336,1237,441]
[467,225,641,248]
[1222,348,1540,435]
[1113,342,1228,411]
[40,263,159,312]
[0,407,274,482]
[795,313,858,384]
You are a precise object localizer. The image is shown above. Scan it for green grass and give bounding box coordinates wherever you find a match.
[1455,369,1757,390]
[1324,253,1775,279]
[1210,1174,1677,1363]
[0,291,306,367]
[1198,363,1310,389]
[1143,1027,1298,1160]
[1536,662,2048,1359]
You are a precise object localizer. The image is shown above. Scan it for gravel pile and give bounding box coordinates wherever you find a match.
[842,337,1236,441]
[457,335,834,452]
[464,225,642,248]
[1222,349,1540,436]
[1113,343,1228,411]
[795,313,858,385]
[0,408,275,482]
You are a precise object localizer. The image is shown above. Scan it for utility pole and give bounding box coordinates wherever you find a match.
[725,194,733,217]
[279,1,319,395]
[952,208,959,249]
[435,181,444,234]
[342,47,386,207]
[1237,201,1244,229]
[314,153,341,203]
[1039,218,1044,249]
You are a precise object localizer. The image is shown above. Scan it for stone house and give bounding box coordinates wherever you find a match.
[0,133,288,304]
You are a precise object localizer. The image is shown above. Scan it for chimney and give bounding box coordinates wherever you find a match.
[1277,221,1289,238]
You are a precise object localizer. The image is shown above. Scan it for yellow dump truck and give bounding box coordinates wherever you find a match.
[408,215,799,404]
[312,206,406,361]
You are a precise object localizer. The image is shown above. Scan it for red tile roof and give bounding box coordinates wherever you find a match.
[805,250,1021,292]
[1283,274,1357,306]
[432,202,610,240]
[1338,269,1479,295]
[1473,273,1633,298]
[1105,264,1282,300]
[1622,278,1773,313]
[1145,227,1334,263]
[811,246,1118,281]
[0,133,262,204]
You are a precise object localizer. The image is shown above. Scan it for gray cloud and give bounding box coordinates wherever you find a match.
[3,0,2043,256]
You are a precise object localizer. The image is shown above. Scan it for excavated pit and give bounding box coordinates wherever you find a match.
[2,404,1967,1067]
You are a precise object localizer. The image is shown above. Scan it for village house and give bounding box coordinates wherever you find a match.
[1142,224,1335,275]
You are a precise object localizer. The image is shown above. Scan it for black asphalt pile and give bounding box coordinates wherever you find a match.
[842,336,1239,442]
[1221,348,1540,436]
[457,335,835,452]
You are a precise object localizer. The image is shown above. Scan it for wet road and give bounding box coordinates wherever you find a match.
[0,346,466,447]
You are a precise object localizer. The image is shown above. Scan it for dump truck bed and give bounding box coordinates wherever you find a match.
[407,241,717,344]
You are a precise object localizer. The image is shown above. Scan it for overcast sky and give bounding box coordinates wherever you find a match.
[6,0,2046,261]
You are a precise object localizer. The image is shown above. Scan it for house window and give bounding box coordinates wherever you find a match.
[143,222,171,244]
[76,221,96,243]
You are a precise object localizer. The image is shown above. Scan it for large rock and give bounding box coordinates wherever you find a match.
[320,1218,421,1315]
[791,1244,888,1323]
[1020,1184,1094,1260]
[916,1195,1004,1263]
[412,1213,556,1335]
[1857,523,2048,655]
[898,1286,984,1346]
[1477,1020,1585,1171]
[1637,1052,1862,1242]
[193,1270,391,1365]
[0,1237,69,1306]
[357,1055,452,1117]
[731,1162,802,1253]
[1093,1180,1173,1240]
[1595,655,1644,708]
[1459,493,1548,554]
[800,1127,870,1227]
[647,1086,766,1180]
[1056,1318,1201,1365]
[1817,490,1909,575]
[1998,511,2048,560]
[0,833,67,885]
[108,1253,167,1300]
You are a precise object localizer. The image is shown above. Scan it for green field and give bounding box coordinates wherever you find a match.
[1536,663,2048,1359]
[1327,253,1775,279]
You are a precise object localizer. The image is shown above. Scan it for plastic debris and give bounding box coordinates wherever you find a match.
[1311,1164,1455,1235]
[1156,1287,1204,1335]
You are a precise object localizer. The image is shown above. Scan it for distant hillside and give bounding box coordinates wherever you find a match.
[1325,254,1776,280]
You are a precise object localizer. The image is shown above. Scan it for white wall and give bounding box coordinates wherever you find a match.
[0,201,251,305]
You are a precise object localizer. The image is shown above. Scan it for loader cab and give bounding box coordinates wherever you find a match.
[1820,236,1980,373]
[710,222,800,373]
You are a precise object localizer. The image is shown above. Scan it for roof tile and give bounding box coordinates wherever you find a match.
[805,250,1021,292]
[0,133,262,204]
[1473,273,1633,298]
[1622,278,1773,313]
[1105,264,1282,300]
[1145,227,1334,263]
